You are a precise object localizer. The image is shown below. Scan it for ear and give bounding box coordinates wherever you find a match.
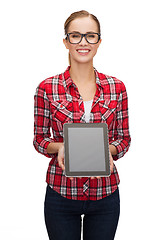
[63,38,69,49]
[97,38,102,48]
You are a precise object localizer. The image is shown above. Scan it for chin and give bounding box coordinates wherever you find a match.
[70,51,96,65]
[74,56,94,65]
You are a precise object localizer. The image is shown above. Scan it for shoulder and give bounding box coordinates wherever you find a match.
[97,70,127,93]
[34,72,64,102]
[38,73,63,91]
[35,72,65,99]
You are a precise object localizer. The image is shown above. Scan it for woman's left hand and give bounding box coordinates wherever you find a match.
[109,151,114,173]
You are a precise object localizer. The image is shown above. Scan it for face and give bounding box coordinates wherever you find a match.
[63,17,102,65]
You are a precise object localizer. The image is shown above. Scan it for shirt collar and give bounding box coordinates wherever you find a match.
[63,66,106,90]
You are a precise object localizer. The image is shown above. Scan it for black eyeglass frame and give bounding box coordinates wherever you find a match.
[66,32,101,44]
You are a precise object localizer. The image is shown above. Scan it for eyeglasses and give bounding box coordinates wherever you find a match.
[66,32,101,44]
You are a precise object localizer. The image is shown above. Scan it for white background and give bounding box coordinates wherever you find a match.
[0,0,160,239]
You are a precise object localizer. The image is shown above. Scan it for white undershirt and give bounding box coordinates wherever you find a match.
[83,100,93,123]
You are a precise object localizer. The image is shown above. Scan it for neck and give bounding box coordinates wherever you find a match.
[69,61,95,85]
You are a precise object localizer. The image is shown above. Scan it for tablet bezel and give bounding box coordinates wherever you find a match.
[63,123,110,177]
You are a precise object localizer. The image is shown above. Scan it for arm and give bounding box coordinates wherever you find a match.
[110,81,131,160]
[33,81,56,158]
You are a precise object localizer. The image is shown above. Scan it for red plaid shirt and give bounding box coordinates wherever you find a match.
[33,66,131,200]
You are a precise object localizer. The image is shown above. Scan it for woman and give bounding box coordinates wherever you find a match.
[33,10,131,240]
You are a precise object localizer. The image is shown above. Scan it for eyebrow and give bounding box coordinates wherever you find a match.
[69,31,98,34]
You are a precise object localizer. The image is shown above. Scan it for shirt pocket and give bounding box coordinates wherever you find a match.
[51,100,73,122]
[99,99,118,129]
[50,100,73,138]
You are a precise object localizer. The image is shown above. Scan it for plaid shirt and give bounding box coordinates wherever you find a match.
[33,66,131,200]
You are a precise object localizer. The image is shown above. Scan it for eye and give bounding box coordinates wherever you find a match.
[71,34,80,38]
[87,34,96,38]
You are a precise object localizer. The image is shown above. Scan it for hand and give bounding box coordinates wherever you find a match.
[109,151,114,173]
[90,176,101,180]
[57,143,65,171]
[57,144,75,181]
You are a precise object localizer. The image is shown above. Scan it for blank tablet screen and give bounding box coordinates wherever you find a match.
[68,128,106,171]
[64,123,110,177]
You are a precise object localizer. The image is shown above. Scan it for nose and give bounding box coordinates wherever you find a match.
[79,35,88,45]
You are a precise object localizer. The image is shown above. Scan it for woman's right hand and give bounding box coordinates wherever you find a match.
[57,143,74,180]
[57,143,65,171]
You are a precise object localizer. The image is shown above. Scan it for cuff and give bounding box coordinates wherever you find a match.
[110,140,124,160]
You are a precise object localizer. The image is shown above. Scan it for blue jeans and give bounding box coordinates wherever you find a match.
[44,185,120,240]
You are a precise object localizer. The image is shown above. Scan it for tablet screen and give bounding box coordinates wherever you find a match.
[68,128,106,171]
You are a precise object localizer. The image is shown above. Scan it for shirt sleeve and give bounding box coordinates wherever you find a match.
[110,81,131,160]
[33,81,55,158]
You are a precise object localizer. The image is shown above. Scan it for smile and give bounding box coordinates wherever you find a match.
[77,49,90,53]
[76,49,90,55]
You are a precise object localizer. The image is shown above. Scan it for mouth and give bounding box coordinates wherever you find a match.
[76,49,90,55]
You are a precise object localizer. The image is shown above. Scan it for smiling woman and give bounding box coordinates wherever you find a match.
[33,9,131,240]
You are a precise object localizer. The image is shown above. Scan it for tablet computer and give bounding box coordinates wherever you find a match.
[63,123,110,177]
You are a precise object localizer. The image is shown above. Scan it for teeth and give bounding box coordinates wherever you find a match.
[77,50,89,53]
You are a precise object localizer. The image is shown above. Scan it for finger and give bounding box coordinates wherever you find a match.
[90,177,101,180]
[96,176,101,179]
[61,164,65,171]
[57,146,65,170]
[91,177,95,179]
[60,165,65,171]
[111,165,114,173]
[110,160,114,173]
[58,160,65,171]
[109,153,114,173]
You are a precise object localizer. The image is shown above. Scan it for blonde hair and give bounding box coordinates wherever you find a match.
[64,10,101,65]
